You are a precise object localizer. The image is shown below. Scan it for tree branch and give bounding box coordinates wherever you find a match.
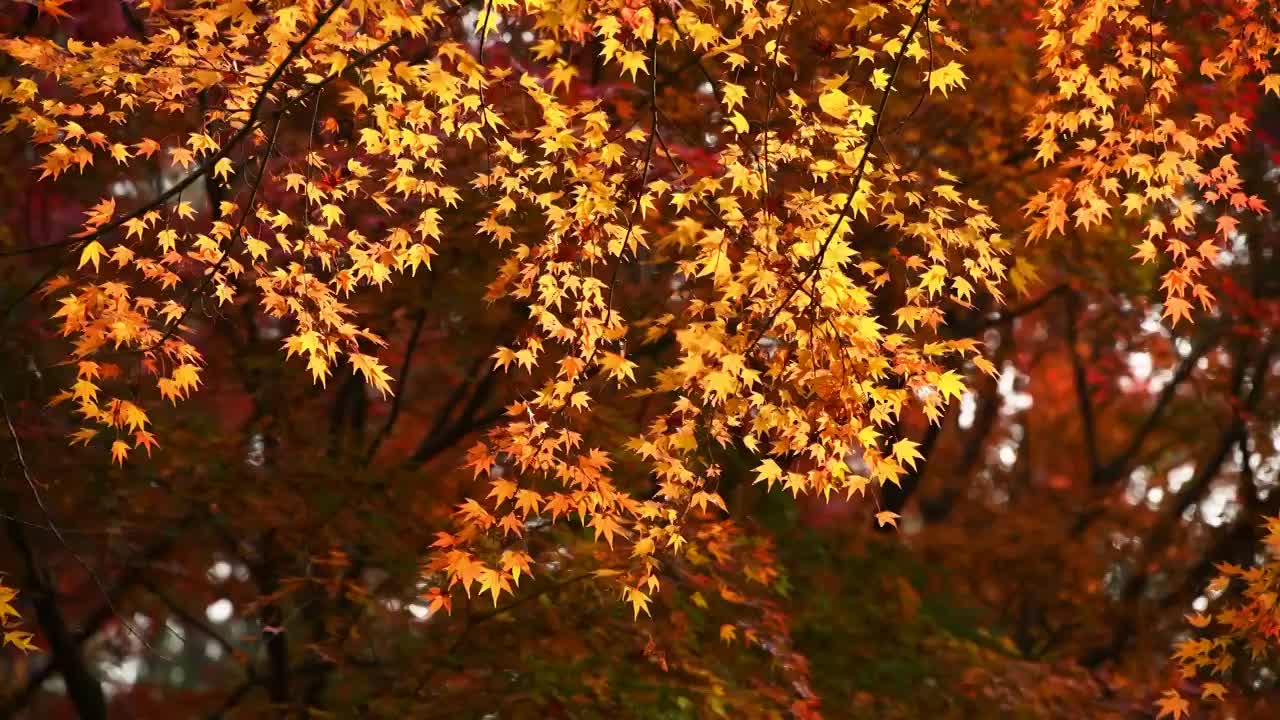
[1080,339,1275,668]
[0,0,351,260]
[364,291,432,463]
[1063,290,1101,479]
[749,0,933,345]
[4,518,107,720]
[0,521,186,716]
[1092,324,1223,486]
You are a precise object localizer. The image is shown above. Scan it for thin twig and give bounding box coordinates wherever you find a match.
[602,4,660,331]
[1,390,161,655]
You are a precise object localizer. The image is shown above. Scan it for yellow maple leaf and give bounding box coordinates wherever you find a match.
[600,352,637,384]
[68,428,97,446]
[78,240,106,272]
[934,370,966,404]
[627,587,651,619]
[3,629,36,653]
[341,86,369,111]
[350,353,394,398]
[819,88,851,119]
[617,49,648,81]
[547,60,577,94]
[722,83,746,112]
[928,61,968,96]
[213,157,233,181]
[891,438,924,471]
[755,458,784,488]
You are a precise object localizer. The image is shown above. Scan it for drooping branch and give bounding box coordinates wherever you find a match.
[749,0,933,345]
[0,0,391,262]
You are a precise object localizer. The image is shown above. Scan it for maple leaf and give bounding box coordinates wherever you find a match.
[134,430,160,456]
[456,499,494,529]
[928,61,968,96]
[755,458,784,488]
[492,347,517,372]
[1215,215,1238,238]
[590,514,625,548]
[690,491,726,513]
[1200,682,1227,702]
[891,439,923,471]
[721,83,746,112]
[1184,612,1211,628]
[617,49,648,81]
[320,204,344,227]
[626,587,651,619]
[547,60,577,94]
[350,353,394,398]
[600,352,637,384]
[169,147,195,169]
[423,587,451,615]
[933,370,966,404]
[875,511,900,529]
[500,550,532,585]
[0,592,19,625]
[477,568,512,605]
[78,240,106,272]
[38,0,73,20]
[819,87,852,120]
[111,440,130,465]
[108,142,132,164]
[1155,690,1189,720]
[3,630,36,653]
[213,157,233,181]
[1161,297,1193,327]
[487,479,518,505]
[68,428,97,446]
[80,198,115,230]
[341,86,369,111]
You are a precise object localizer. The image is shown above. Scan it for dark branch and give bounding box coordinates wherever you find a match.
[1063,290,1101,479]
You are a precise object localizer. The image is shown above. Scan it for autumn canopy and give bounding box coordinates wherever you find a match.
[0,0,1279,717]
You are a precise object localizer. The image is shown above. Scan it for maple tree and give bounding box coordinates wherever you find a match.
[0,0,1279,717]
